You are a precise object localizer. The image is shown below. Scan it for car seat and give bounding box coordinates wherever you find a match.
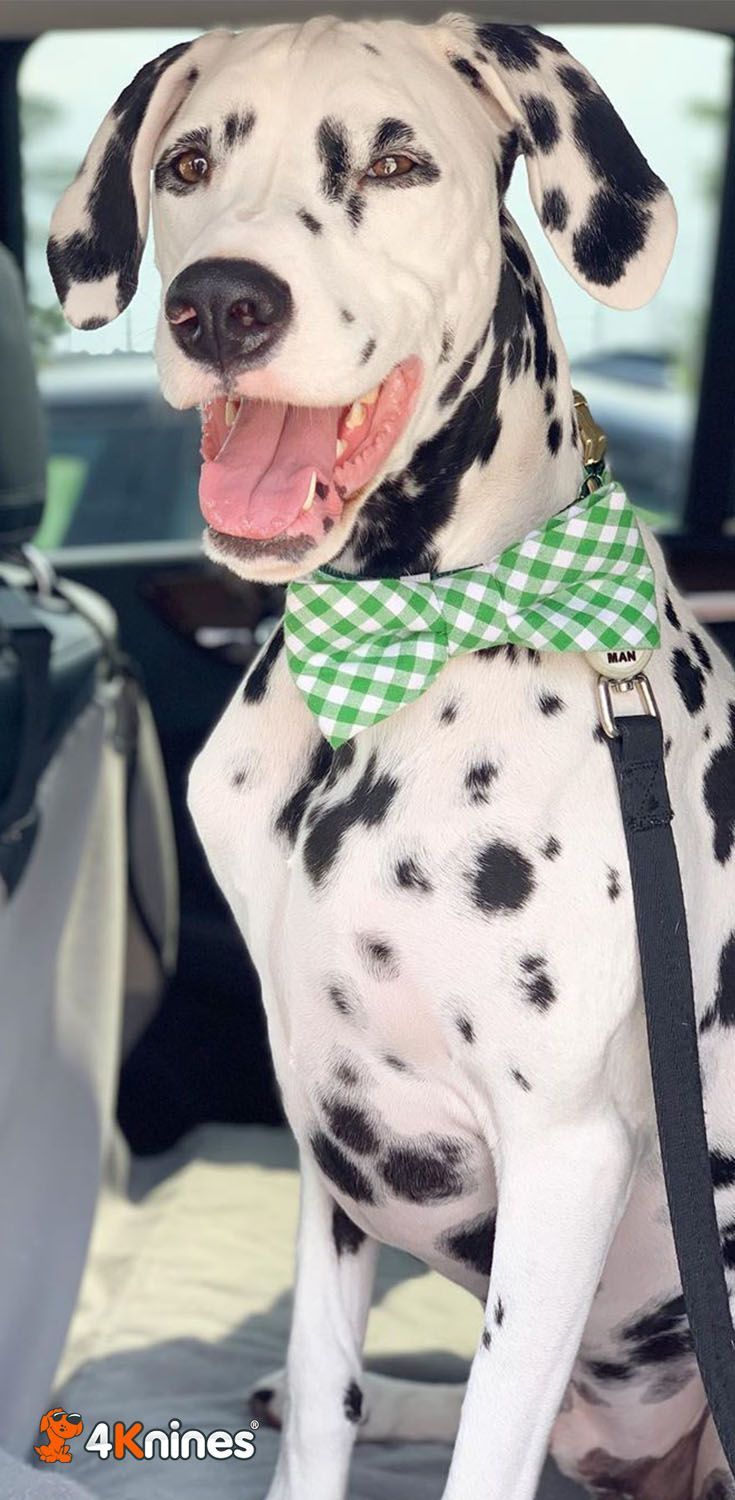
[0,242,176,1458]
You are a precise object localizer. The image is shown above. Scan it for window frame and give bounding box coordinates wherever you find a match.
[3,22,735,565]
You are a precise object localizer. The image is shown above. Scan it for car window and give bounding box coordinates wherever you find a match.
[18,23,734,548]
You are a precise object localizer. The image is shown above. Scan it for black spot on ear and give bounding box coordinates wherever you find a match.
[275,738,334,845]
[607,867,621,901]
[298,207,322,235]
[501,227,531,282]
[395,857,433,894]
[439,1208,496,1276]
[469,841,535,915]
[520,954,557,1011]
[511,1067,532,1091]
[672,648,705,716]
[356,933,400,981]
[242,623,284,703]
[542,835,561,860]
[711,1150,735,1190]
[689,631,713,674]
[541,187,570,232]
[465,760,499,805]
[48,39,197,313]
[341,307,355,324]
[522,93,560,152]
[664,592,681,631]
[310,1131,375,1202]
[324,1097,379,1156]
[380,1138,466,1202]
[304,751,399,886]
[332,1203,367,1256]
[539,691,564,715]
[700,931,735,1033]
[223,110,255,148]
[451,55,486,91]
[476,23,542,71]
[704,705,735,864]
[344,1382,363,1423]
[573,189,652,290]
[360,337,376,365]
[455,1014,475,1044]
[317,117,351,202]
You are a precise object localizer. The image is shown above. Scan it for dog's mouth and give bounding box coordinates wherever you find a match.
[198,357,421,548]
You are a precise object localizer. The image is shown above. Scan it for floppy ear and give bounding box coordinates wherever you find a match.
[39,1413,51,1433]
[434,14,677,310]
[47,31,231,329]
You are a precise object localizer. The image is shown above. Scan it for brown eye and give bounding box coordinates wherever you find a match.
[173,151,210,184]
[366,153,415,180]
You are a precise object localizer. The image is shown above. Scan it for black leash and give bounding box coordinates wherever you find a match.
[604,700,735,1472]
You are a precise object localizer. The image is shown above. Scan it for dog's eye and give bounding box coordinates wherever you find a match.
[173,151,211,185]
[365,154,415,181]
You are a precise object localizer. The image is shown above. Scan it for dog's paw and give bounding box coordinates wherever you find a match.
[249,1370,286,1430]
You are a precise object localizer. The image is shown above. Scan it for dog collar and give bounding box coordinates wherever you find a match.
[284,479,660,748]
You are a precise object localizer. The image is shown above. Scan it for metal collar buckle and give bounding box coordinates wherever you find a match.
[597,673,659,740]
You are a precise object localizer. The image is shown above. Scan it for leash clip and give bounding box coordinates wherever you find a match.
[596,672,659,740]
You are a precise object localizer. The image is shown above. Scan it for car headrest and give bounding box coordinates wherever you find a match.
[0,246,46,547]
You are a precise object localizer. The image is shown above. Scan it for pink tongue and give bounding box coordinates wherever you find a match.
[199,401,340,539]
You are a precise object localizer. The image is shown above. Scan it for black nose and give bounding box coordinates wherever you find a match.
[165,258,293,372]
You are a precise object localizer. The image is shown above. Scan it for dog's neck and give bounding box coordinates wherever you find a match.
[335,216,584,579]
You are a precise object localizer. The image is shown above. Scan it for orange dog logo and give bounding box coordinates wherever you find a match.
[35,1409,83,1464]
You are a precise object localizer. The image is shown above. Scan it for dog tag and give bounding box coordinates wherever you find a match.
[586,647,653,681]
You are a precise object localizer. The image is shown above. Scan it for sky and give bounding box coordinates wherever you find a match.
[19,20,733,370]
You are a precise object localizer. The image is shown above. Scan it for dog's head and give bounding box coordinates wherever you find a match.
[48,16,675,583]
[39,1410,83,1442]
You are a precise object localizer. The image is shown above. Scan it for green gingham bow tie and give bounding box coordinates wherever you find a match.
[284,480,660,748]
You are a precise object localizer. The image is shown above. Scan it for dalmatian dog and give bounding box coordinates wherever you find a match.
[48,15,735,1500]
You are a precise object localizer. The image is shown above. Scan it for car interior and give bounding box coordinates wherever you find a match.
[1,2,734,1496]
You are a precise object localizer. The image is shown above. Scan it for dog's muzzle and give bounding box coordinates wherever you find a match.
[165,257,293,374]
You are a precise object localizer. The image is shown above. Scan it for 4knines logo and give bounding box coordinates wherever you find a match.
[35,1409,259,1464]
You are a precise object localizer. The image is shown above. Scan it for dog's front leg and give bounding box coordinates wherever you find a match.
[266,1156,378,1500]
[442,1112,635,1500]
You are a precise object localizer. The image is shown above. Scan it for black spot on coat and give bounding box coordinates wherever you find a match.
[710,1149,735,1191]
[243,623,284,703]
[542,835,561,861]
[344,1381,363,1423]
[395,857,433,894]
[520,954,557,1011]
[324,1097,379,1156]
[469,841,535,915]
[298,207,322,235]
[456,1014,475,1044]
[465,760,498,804]
[275,738,334,845]
[439,1209,496,1277]
[332,1203,367,1256]
[310,1131,374,1202]
[304,751,399,886]
[317,117,350,202]
[539,691,564,715]
[700,932,735,1033]
[703,705,735,863]
[672,649,705,715]
[664,593,681,630]
[356,933,400,980]
[380,1138,466,1203]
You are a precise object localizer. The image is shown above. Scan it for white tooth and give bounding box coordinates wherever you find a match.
[345,401,366,430]
[336,438,347,458]
[362,387,379,405]
[303,470,318,511]
[224,398,240,427]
